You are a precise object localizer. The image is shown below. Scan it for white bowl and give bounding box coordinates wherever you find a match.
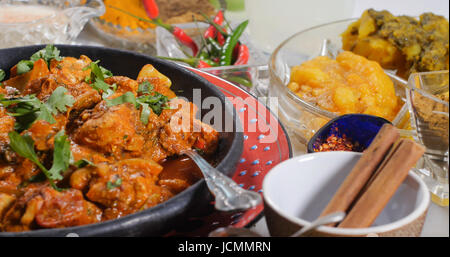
[262,151,430,237]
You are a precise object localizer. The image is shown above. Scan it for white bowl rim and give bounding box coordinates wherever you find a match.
[262,151,430,236]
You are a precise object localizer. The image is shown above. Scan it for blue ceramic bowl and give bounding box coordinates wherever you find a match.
[307,114,391,153]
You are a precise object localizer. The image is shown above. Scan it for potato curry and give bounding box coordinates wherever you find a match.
[342,9,449,80]
[0,45,219,232]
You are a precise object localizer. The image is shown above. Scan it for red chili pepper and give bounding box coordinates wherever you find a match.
[196,60,212,68]
[194,138,207,150]
[234,44,249,65]
[142,0,159,19]
[217,32,226,45]
[203,11,224,39]
[172,27,199,56]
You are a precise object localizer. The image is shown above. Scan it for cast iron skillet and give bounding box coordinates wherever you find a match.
[0,45,243,237]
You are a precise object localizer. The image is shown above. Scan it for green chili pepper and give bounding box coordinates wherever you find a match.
[219,20,249,66]
[198,51,210,60]
[224,75,253,88]
[206,37,222,56]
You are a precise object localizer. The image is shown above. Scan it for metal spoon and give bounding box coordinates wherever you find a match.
[183,150,262,212]
[290,211,346,237]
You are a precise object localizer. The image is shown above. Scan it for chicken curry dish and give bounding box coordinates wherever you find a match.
[0,45,219,232]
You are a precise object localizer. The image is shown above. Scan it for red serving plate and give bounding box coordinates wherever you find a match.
[165,69,292,236]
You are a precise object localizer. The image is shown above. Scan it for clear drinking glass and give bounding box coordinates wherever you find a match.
[406,71,449,206]
[0,0,105,49]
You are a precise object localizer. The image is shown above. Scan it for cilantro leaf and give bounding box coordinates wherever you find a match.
[72,159,96,169]
[0,69,5,82]
[15,45,62,75]
[1,86,74,130]
[30,44,62,64]
[16,60,34,75]
[8,130,71,190]
[48,130,71,181]
[107,177,122,190]
[84,60,113,83]
[140,103,151,125]
[8,131,42,167]
[105,92,138,107]
[137,92,168,116]
[138,81,153,94]
[36,102,56,124]
[8,131,58,189]
[45,86,75,114]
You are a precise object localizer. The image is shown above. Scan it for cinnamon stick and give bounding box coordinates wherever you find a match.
[337,139,425,228]
[319,124,399,219]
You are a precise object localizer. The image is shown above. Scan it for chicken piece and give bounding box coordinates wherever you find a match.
[0,172,21,196]
[67,82,102,113]
[26,114,67,151]
[79,159,164,220]
[0,107,15,160]
[35,187,102,228]
[0,193,15,219]
[158,98,219,156]
[13,159,40,183]
[194,122,219,155]
[104,76,139,96]
[73,102,145,158]
[70,142,110,166]
[1,59,50,92]
[49,56,92,86]
[1,184,101,231]
[1,184,45,231]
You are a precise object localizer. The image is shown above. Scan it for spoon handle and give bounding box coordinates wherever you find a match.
[184,150,262,212]
[290,212,346,237]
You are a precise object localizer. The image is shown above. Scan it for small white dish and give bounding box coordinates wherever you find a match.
[262,151,430,237]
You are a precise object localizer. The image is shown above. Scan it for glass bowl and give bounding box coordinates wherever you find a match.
[406,71,449,206]
[306,114,391,154]
[268,19,412,145]
[0,0,105,48]
[89,16,157,56]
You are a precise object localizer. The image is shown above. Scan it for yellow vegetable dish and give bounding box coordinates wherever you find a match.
[342,9,449,80]
[288,51,400,121]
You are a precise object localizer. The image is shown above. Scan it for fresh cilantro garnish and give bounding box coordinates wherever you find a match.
[1,86,74,131]
[83,60,113,83]
[8,130,71,190]
[16,60,34,75]
[105,92,138,108]
[137,92,169,116]
[0,69,5,82]
[138,81,153,94]
[44,86,75,115]
[72,159,96,169]
[140,103,151,125]
[15,45,61,75]
[107,177,122,190]
[30,44,62,64]
[83,60,116,100]
[105,89,169,125]
[47,130,71,181]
